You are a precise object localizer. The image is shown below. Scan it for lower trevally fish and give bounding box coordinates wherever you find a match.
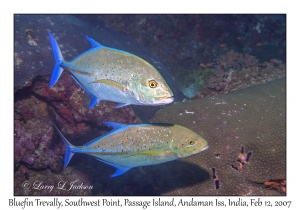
[48,32,174,108]
[52,122,208,177]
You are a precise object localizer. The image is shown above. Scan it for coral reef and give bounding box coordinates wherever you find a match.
[193,51,286,99]
[150,78,286,195]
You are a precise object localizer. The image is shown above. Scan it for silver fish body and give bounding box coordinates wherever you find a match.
[48,32,173,108]
[52,121,208,177]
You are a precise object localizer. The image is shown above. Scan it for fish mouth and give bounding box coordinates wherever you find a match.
[193,145,209,154]
[201,145,209,152]
[154,96,174,105]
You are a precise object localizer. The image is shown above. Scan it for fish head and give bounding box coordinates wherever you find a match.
[170,126,208,158]
[128,73,174,106]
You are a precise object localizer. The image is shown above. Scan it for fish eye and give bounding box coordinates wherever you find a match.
[188,139,195,145]
[148,80,157,88]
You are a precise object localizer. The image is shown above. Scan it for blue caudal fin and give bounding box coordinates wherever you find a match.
[51,122,75,167]
[48,32,65,87]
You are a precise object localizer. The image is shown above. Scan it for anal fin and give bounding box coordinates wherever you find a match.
[89,95,100,108]
[111,165,131,177]
[94,157,132,177]
[70,74,100,108]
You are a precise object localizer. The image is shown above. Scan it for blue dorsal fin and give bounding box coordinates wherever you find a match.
[102,121,128,130]
[85,36,103,49]
[94,158,131,177]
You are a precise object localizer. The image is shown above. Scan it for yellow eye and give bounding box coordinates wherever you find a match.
[188,139,195,145]
[148,80,157,88]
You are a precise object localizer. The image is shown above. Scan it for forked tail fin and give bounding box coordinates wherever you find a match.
[51,121,75,167]
[48,32,65,87]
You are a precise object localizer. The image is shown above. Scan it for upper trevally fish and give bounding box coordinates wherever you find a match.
[52,122,208,177]
[47,32,174,108]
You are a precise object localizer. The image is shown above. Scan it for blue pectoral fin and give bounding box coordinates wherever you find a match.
[89,95,100,108]
[48,32,65,87]
[51,121,75,167]
[114,103,130,108]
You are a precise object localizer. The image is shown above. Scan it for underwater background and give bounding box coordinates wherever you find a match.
[14,14,286,195]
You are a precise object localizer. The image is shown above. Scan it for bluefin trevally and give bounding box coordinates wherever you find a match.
[48,32,174,108]
[52,121,208,177]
